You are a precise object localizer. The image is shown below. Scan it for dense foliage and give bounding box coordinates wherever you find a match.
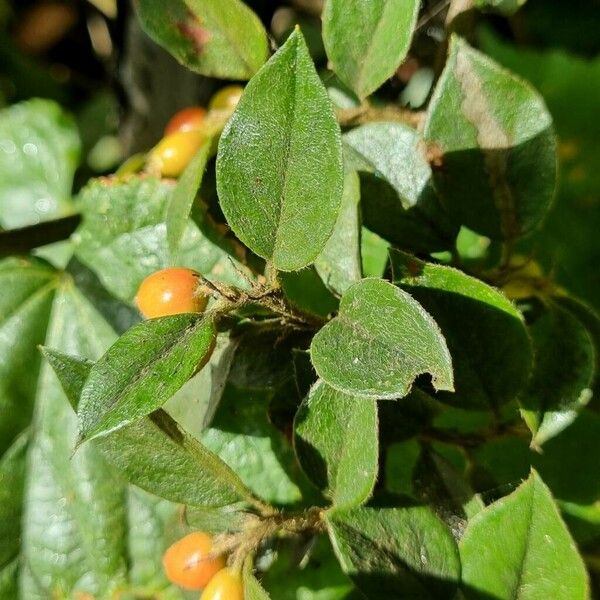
[0,1,599,598]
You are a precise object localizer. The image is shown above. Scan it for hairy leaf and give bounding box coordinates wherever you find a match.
[327,505,461,599]
[424,36,556,240]
[294,380,378,508]
[74,176,245,302]
[217,29,343,271]
[311,278,453,399]
[77,314,216,442]
[344,123,457,253]
[45,345,254,509]
[136,0,269,80]
[460,470,589,599]
[392,251,532,410]
[167,140,212,255]
[314,158,362,295]
[322,0,420,99]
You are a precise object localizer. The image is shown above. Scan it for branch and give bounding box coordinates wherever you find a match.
[0,214,81,257]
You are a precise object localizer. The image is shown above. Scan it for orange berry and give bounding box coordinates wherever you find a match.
[149,129,205,177]
[208,85,244,111]
[162,532,226,591]
[199,568,244,600]
[135,268,208,319]
[164,106,207,135]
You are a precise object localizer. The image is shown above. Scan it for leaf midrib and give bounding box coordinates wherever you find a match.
[80,318,212,438]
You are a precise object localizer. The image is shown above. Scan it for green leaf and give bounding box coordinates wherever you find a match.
[294,380,378,508]
[520,301,595,446]
[392,251,532,410]
[44,347,254,509]
[0,99,80,229]
[424,36,557,240]
[360,228,389,278]
[280,267,339,319]
[135,0,269,80]
[322,0,420,99]
[244,568,271,600]
[74,176,246,302]
[0,257,56,455]
[96,410,254,508]
[77,314,216,443]
[260,536,353,600]
[478,29,600,311]
[314,159,362,295]
[202,385,303,506]
[412,446,484,538]
[167,139,212,256]
[126,488,186,599]
[460,470,589,600]
[0,433,27,583]
[311,278,453,399]
[39,348,93,410]
[344,123,457,253]
[326,505,461,599]
[21,274,129,599]
[199,328,309,505]
[553,295,600,407]
[216,29,343,271]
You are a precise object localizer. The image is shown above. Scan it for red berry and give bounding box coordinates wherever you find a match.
[164,106,207,135]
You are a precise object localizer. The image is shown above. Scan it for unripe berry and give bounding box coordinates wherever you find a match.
[135,268,208,319]
[164,106,207,135]
[162,532,225,591]
[149,129,204,177]
[208,85,244,111]
[199,567,244,600]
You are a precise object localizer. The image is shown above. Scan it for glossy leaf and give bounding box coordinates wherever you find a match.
[294,380,378,508]
[424,36,557,240]
[460,470,589,599]
[77,314,216,443]
[0,433,27,596]
[167,139,212,256]
[135,0,269,80]
[344,123,457,253]
[216,29,343,271]
[0,257,56,455]
[314,159,362,295]
[20,274,128,599]
[311,278,453,399]
[322,0,420,99]
[0,99,80,229]
[392,251,532,410]
[74,176,245,302]
[326,505,461,599]
[520,301,595,446]
[44,349,255,507]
